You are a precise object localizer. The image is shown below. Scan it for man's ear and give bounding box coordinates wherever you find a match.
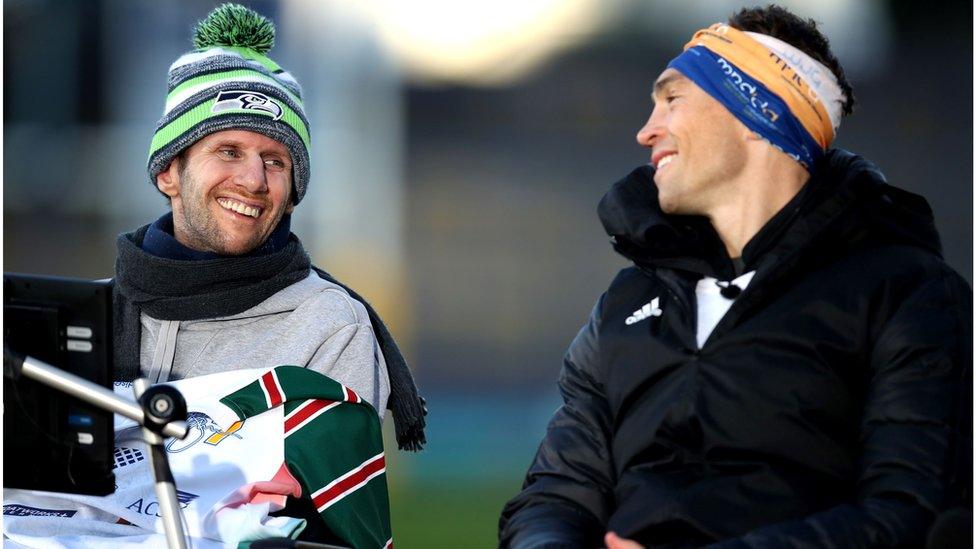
[285,201,295,214]
[156,161,181,199]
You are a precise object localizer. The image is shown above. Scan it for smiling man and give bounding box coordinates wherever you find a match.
[500,5,971,548]
[112,4,426,453]
[157,130,295,256]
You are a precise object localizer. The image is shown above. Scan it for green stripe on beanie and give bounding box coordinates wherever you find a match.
[151,89,310,155]
[147,3,311,204]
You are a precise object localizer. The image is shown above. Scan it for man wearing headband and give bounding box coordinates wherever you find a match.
[500,5,971,547]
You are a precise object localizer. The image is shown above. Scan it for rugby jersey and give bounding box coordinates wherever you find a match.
[3,367,393,549]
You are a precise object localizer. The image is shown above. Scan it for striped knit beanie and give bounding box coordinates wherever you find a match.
[147,4,311,204]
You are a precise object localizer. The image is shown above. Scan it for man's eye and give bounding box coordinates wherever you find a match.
[666,95,679,104]
[264,159,285,170]
[219,149,239,158]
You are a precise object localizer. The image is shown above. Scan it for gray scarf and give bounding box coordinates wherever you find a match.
[113,225,426,451]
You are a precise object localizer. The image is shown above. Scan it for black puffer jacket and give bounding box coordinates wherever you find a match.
[499,150,972,548]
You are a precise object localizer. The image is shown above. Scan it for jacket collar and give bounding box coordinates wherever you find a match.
[597,148,942,279]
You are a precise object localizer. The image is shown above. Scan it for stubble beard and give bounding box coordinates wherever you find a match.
[176,170,268,256]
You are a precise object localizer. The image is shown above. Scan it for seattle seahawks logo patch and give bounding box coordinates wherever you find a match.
[212,90,283,120]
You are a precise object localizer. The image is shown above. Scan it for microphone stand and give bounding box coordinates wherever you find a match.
[5,347,190,549]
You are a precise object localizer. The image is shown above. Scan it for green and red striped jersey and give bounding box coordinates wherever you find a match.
[220,366,393,549]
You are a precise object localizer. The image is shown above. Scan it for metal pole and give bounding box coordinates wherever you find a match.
[20,355,187,439]
[133,379,188,549]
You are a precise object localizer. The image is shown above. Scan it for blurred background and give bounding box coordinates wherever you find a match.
[4,0,972,546]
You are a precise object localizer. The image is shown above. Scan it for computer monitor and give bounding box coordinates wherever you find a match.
[4,273,115,495]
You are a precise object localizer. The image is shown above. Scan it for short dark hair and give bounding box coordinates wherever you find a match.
[728,4,856,117]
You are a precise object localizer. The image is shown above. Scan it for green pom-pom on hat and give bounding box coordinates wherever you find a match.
[193,3,275,54]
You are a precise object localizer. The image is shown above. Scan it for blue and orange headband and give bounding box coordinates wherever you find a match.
[668,24,844,170]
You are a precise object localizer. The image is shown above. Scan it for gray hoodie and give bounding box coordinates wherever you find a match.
[138,272,389,415]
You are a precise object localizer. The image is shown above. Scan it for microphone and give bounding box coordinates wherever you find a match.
[715,281,742,299]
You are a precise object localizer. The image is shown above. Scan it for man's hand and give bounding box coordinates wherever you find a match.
[605,532,645,549]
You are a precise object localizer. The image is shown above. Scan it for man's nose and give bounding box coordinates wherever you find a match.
[234,155,268,193]
[635,105,665,147]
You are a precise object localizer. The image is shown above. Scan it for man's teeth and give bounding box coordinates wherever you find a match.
[217,198,261,218]
[657,154,677,169]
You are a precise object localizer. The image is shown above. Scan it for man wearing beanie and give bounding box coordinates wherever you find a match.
[113,3,425,454]
[500,5,971,548]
